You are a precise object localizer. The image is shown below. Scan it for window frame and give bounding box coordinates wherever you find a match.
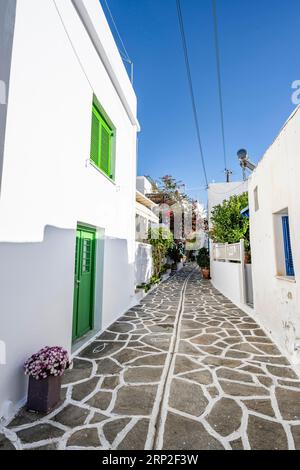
[273,209,295,279]
[254,186,259,212]
[282,215,295,277]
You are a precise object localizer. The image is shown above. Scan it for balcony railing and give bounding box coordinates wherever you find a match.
[212,240,244,263]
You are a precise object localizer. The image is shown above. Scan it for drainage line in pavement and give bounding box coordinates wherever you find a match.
[150,267,195,450]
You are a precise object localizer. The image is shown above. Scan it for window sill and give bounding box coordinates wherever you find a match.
[88,160,115,185]
[276,275,296,283]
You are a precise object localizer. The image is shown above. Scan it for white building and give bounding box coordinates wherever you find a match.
[248,106,300,364]
[0,0,139,420]
[135,177,159,286]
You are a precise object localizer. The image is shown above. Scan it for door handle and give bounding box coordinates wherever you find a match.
[76,280,81,285]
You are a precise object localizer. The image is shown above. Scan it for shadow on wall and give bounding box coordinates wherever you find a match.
[0,225,76,419]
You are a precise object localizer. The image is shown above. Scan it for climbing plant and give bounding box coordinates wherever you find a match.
[149,227,174,276]
[209,192,250,250]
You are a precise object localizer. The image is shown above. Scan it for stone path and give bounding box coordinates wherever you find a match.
[1,265,300,450]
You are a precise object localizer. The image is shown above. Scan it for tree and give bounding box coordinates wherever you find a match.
[209,192,250,250]
[147,175,207,243]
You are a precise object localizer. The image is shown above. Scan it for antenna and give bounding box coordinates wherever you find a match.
[237,149,256,181]
[224,168,232,183]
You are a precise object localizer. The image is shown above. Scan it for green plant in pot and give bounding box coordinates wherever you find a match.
[197,247,210,279]
[168,240,185,264]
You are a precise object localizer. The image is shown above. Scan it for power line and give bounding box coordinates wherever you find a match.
[212,0,228,176]
[101,0,134,83]
[176,0,209,189]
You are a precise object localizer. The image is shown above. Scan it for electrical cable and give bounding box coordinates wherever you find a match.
[212,0,228,174]
[176,0,209,189]
[102,0,132,62]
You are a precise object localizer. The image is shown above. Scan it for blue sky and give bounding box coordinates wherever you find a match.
[101,0,300,202]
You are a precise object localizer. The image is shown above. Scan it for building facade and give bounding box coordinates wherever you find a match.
[135,177,159,286]
[248,107,300,364]
[0,0,139,420]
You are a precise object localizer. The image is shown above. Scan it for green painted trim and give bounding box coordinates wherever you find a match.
[72,224,97,342]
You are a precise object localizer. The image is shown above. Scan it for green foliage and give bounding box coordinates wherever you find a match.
[152,175,192,204]
[209,192,250,250]
[197,247,210,269]
[149,227,174,276]
[137,274,161,293]
[168,240,185,263]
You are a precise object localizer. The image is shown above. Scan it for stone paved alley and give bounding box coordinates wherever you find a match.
[1,266,300,450]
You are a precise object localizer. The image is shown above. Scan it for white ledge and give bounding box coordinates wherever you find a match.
[276,275,296,283]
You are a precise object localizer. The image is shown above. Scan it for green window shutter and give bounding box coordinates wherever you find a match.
[100,121,111,177]
[90,102,113,178]
[90,108,100,166]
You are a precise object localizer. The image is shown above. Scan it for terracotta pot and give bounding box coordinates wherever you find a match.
[244,253,251,264]
[201,268,210,279]
[27,375,62,414]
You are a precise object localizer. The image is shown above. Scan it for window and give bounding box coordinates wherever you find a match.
[90,102,114,179]
[254,186,259,212]
[282,215,295,276]
[274,210,295,279]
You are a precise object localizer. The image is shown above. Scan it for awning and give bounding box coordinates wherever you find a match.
[240,206,250,218]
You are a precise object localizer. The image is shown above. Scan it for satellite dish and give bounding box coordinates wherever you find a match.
[237,149,248,161]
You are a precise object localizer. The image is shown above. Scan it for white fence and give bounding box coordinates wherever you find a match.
[135,242,153,286]
[212,240,244,262]
[211,239,253,310]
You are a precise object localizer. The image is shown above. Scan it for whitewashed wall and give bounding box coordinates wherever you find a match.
[248,107,300,364]
[135,242,153,286]
[0,0,16,194]
[0,226,75,418]
[0,0,138,418]
[210,261,245,310]
[136,176,153,196]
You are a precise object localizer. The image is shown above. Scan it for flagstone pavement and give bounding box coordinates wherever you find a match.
[1,265,300,450]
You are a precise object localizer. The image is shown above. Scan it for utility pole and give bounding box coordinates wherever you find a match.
[224,169,232,183]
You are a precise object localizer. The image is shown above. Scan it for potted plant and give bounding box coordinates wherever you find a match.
[168,241,185,270]
[197,247,210,279]
[164,264,172,276]
[24,346,70,414]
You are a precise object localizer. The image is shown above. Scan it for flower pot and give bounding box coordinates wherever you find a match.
[201,268,210,280]
[27,375,62,414]
[244,253,251,264]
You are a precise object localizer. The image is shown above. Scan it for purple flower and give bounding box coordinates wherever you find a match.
[24,346,71,380]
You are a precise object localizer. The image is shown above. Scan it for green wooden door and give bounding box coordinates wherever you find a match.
[72,226,96,341]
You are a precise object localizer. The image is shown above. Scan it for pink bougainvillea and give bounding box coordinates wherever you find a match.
[24,346,70,380]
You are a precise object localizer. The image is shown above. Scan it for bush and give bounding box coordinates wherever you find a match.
[168,240,185,263]
[149,226,174,276]
[209,192,250,250]
[197,247,210,269]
